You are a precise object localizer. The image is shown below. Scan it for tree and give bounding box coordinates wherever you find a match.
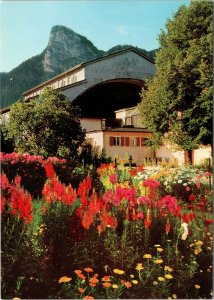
[138,1,213,151]
[3,87,85,159]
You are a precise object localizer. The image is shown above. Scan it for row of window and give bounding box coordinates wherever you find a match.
[27,75,78,98]
[57,75,77,88]
[109,136,149,147]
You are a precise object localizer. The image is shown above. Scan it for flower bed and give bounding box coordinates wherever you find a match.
[1,155,213,299]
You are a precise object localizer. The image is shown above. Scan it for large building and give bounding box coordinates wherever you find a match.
[1,48,212,166]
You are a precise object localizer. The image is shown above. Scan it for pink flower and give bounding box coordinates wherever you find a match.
[143,178,160,189]
[186,186,191,191]
[109,174,117,184]
[158,195,178,213]
[1,174,10,190]
[196,182,201,189]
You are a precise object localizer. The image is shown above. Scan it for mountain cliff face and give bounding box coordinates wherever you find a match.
[0,25,158,109]
[42,25,104,75]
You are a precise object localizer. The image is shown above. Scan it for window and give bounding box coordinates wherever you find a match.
[125,117,131,126]
[101,119,106,129]
[109,136,126,146]
[114,137,121,146]
[131,137,140,146]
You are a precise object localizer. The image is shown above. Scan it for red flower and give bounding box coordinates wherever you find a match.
[77,176,92,197]
[165,223,170,234]
[205,219,213,225]
[129,169,137,176]
[3,176,33,223]
[189,211,195,221]
[173,205,182,217]
[143,178,160,189]
[1,174,10,190]
[1,195,6,213]
[98,211,118,232]
[144,218,151,228]
[44,162,55,178]
[189,194,196,202]
[182,213,189,223]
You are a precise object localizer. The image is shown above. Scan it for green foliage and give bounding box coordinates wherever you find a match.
[78,140,112,167]
[0,125,14,153]
[3,87,85,159]
[138,1,213,150]
[105,44,158,60]
[0,53,45,109]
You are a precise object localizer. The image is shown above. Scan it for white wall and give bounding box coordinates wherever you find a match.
[194,147,212,165]
[81,118,103,132]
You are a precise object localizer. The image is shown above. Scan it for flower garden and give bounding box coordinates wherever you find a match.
[1,152,213,299]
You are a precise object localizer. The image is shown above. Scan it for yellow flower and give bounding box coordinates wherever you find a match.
[195,240,203,246]
[143,254,152,259]
[113,269,124,275]
[154,259,163,264]
[130,274,135,278]
[194,248,202,255]
[58,276,72,283]
[157,248,163,252]
[132,280,138,284]
[195,285,200,289]
[153,281,158,285]
[135,263,144,271]
[154,244,161,247]
[165,274,173,279]
[13,298,21,300]
[172,294,177,299]
[164,266,173,272]
[158,277,165,282]
[112,284,119,289]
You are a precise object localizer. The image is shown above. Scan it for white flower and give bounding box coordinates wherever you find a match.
[178,180,182,184]
[183,183,187,186]
[181,222,188,240]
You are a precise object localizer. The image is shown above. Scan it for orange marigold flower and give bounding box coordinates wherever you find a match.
[83,296,94,300]
[103,282,112,288]
[58,276,72,283]
[84,267,93,273]
[89,283,96,287]
[89,277,99,284]
[124,281,132,288]
[102,276,111,282]
[78,273,86,280]
[79,287,85,293]
[74,269,82,275]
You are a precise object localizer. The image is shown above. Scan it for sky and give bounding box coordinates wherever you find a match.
[0,0,189,72]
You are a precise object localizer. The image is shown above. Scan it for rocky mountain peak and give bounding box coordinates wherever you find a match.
[43,25,103,73]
